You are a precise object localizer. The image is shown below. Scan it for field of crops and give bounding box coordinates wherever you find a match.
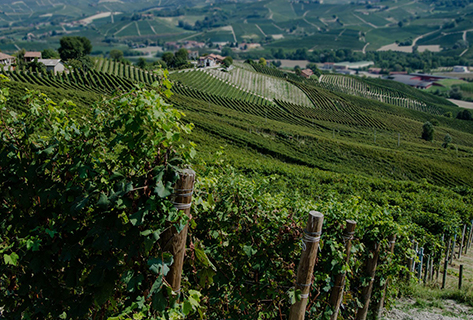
[94,58,159,85]
[318,74,444,115]
[203,66,313,107]
[1,68,135,96]
[170,69,271,105]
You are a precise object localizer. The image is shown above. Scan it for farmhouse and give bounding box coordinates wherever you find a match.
[38,59,65,74]
[300,69,313,78]
[322,62,334,70]
[0,53,15,69]
[388,74,434,89]
[24,52,42,62]
[453,66,470,73]
[198,56,216,67]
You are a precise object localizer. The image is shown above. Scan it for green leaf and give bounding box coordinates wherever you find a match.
[4,252,19,266]
[194,240,216,271]
[287,288,302,305]
[97,192,110,208]
[243,245,257,257]
[154,180,172,198]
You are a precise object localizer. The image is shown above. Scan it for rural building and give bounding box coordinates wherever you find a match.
[198,56,216,67]
[0,53,15,68]
[369,67,382,74]
[188,50,199,60]
[336,69,356,75]
[334,61,374,70]
[453,66,470,73]
[322,62,334,70]
[387,74,434,89]
[208,53,225,63]
[300,69,313,78]
[24,52,42,62]
[38,59,65,74]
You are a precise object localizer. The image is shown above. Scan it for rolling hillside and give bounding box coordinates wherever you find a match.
[3,59,473,188]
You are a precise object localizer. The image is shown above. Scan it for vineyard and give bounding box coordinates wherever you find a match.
[170,69,272,106]
[2,78,473,319]
[318,74,444,115]
[1,68,135,96]
[201,67,313,107]
[94,58,159,85]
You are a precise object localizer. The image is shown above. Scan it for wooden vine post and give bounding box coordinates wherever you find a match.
[459,224,466,259]
[356,242,381,320]
[160,169,196,295]
[465,221,473,254]
[289,211,324,320]
[329,220,357,320]
[374,235,396,319]
[442,237,451,290]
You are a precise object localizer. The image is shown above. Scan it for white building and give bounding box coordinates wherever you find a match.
[0,53,15,69]
[453,66,470,73]
[38,59,65,74]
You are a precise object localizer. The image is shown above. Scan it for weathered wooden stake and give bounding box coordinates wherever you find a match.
[450,234,456,265]
[417,247,424,281]
[442,237,451,289]
[160,169,196,295]
[289,211,324,320]
[465,221,473,254]
[407,240,416,282]
[329,220,357,320]
[375,235,396,319]
[459,265,464,290]
[356,242,381,320]
[459,224,466,259]
[423,254,430,285]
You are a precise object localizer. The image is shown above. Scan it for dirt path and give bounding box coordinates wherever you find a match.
[255,24,266,37]
[383,240,473,320]
[353,13,378,29]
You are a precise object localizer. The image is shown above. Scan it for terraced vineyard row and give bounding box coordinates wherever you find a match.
[1,69,135,95]
[291,81,387,129]
[171,83,316,128]
[170,70,271,106]
[94,58,159,85]
[203,67,314,107]
[319,74,443,115]
[250,63,303,83]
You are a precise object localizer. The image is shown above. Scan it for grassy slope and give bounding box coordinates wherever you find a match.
[3,61,473,189]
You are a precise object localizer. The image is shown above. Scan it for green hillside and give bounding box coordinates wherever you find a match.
[2,59,473,319]
[3,60,473,187]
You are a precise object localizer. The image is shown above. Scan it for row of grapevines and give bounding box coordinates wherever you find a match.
[170,69,271,106]
[319,74,443,115]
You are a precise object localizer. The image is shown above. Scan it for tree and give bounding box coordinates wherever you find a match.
[422,121,434,141]
[109,49,124,61]
[161,52,175,68]
[457,109,472,120]
[58,36,92,61]
[41,48,59,59]
[136,57,148,69]
[258,57,266,65]
[442,133,452,148]
[222,56,233,68]
[174,48,188,67]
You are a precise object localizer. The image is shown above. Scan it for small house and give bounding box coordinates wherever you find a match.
[198,56,216,67]
[24,52,42,62]
[453,66,470,73]
[300,69,314,78]
[0,53,16,68]
[38,59,65,74]
[322,62,334,70]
